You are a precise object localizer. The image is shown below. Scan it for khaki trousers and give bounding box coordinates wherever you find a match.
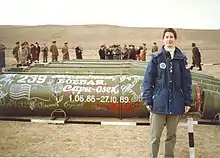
[148,113,180,158]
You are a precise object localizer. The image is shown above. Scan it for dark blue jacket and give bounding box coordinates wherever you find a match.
[142,46,193,115]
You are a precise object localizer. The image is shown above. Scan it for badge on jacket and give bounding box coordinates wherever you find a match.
[159,62,166,69]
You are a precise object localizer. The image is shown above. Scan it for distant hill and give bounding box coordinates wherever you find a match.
[0,25,220,50]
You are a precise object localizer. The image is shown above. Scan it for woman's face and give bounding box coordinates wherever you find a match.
[163,32,176,47]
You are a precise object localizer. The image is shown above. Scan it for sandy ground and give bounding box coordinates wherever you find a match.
[0,119,220,157]
[1,25,220,157]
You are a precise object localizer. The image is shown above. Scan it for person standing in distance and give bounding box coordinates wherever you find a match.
[0,41,6,71]
[151,42,158,53]
[189,43,202,71]
[142,28,193,158]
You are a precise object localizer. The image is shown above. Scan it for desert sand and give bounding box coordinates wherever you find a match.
[0,25,220,157]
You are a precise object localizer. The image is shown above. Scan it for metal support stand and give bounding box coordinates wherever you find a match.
[187,117,195,158]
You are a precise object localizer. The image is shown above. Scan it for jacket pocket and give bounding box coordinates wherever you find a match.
[153,85,162,95]
[152,92,167,112]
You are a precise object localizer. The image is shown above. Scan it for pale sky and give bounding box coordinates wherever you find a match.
[0,0,219,29]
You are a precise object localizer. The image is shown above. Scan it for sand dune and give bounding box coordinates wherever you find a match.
[0,25,220,50]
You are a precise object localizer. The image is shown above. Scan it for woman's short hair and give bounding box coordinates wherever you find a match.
[162,28,177,39]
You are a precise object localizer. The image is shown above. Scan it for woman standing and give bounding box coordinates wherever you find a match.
[142,28,193,158]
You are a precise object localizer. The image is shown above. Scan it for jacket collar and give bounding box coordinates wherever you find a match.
[154,45,185,60]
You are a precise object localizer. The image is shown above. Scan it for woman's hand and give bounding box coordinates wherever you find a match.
[185,106,191,113]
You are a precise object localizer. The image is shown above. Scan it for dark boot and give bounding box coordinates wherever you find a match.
[198,65,202,71]
[189,65,194,70]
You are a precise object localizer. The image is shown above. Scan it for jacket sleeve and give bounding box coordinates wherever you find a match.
[182,57,193,106]
[141,58,157,106]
